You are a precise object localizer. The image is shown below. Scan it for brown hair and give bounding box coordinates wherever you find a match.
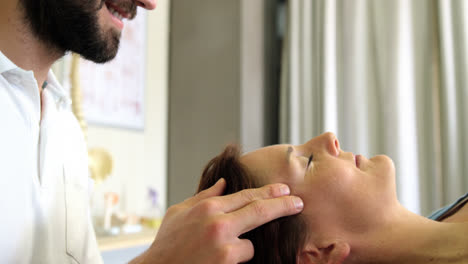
[197,144,308,264]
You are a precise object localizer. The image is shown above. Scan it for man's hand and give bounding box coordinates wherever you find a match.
[136,178,304,264]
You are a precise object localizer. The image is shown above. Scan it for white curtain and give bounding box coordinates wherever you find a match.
[280,0,468,215]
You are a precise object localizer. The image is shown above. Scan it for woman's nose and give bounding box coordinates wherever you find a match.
[135,0,156,10]
[317,132,340,156]
[301,132,340,156]
[324,132,340,155]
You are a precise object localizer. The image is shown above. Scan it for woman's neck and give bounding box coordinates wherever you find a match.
[350,205,468,264]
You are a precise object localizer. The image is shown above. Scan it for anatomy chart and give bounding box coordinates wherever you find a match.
[80,11,147,130]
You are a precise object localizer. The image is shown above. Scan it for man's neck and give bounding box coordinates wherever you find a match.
[351,206,468,264]
[0,0,63,91]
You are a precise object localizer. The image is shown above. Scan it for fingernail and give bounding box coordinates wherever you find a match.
[213,178,226,188]
[293,197,304,210]
[217,178,226,184]
[279,184,290,195]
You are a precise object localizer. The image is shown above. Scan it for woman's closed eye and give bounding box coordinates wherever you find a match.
[307,154,314,167]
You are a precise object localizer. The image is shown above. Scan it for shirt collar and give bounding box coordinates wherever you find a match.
[0,50,71,108]
[45,70,72,108]
[0,50,19,73]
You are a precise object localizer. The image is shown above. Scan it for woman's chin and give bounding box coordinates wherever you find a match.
[370,155,395,172]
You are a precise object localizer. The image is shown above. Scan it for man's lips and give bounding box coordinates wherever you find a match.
[105,1,130,19]
[104,3,124,30]
[105,1,137,19]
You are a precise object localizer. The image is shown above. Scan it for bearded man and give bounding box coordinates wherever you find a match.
[0,0,303,263]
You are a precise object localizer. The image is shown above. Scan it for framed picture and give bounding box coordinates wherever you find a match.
[79,11,147,130]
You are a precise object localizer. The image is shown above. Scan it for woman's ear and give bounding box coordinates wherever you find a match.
[298,241,350,264]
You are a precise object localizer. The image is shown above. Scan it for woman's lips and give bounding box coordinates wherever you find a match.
[355,154,361,168]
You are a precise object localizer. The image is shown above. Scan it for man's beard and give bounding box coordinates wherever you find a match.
[18,0,131,63]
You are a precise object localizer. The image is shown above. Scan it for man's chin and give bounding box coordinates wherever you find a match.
[82,49,118,64]
[74,32,120,63]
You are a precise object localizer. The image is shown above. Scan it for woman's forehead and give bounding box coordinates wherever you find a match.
[240,144,290,165]
[240,144,292,183]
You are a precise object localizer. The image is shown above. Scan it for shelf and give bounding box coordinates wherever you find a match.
[98,229,159,252]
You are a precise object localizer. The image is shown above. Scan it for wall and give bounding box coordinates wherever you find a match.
[168,0,241,205]
[87,0,170,213]
[168,0,278,205]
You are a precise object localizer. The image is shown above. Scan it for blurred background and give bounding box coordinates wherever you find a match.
[53,0,468,262]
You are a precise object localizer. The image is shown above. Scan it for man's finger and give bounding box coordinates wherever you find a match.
[184,178,227,207]
[227,195,304,235]
[213,183,292,213]
[232,239,255,263]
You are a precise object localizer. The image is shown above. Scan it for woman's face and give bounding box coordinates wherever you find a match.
[240,132,398,240]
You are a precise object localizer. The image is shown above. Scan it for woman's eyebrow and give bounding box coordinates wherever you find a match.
[286,146,294,163]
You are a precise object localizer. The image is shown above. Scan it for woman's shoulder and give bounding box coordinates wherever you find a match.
[428,192,468,222]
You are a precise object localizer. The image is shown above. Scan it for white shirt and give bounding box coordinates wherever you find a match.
[0,51,102,263]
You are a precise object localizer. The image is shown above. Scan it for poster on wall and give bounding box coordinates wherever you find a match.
[79,11,147,130]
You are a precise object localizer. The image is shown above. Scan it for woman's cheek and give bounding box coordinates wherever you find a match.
[282,159,307,182]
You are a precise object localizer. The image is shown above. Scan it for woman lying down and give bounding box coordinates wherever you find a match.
[197,132,468,264]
